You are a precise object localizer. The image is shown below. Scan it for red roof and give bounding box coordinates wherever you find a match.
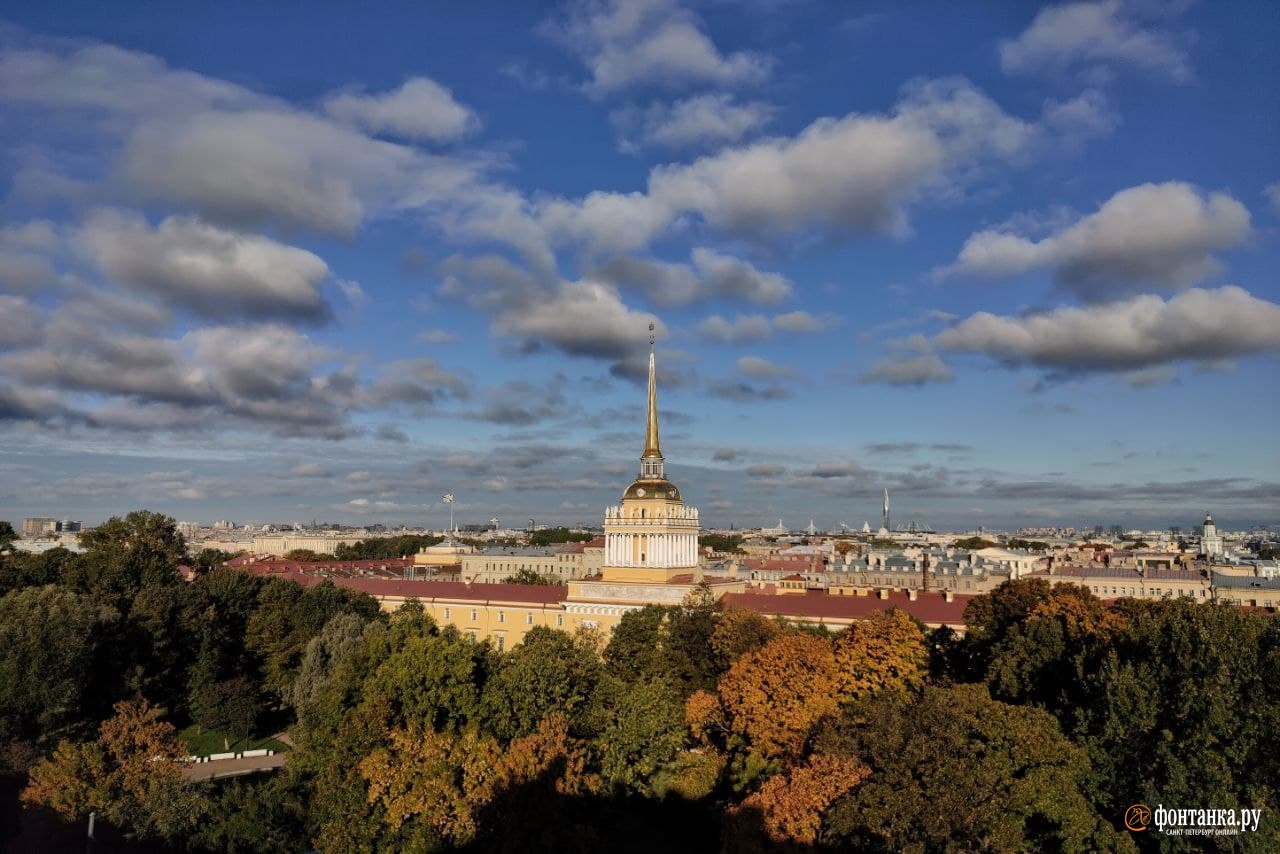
[722,590,970,626]
[245,569,568,606]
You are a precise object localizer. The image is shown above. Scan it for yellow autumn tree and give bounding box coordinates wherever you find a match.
[360,713,594,846]
[716,633,838,762]
[728,753,868,846]
[684,688,724,747]
[832,608,927,704]
[22,699,199,841]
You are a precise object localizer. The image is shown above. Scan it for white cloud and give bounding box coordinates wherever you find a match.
[593,247,791,307]
[1266,182,1280,217]
[858,353,954,386]
[0,42,259,116]
[611,93,774,152]
[736,355,795,380]
[941,182,1251,299]
[495,279,662,361]
[2,42,491,238]
[417,329,460,345]
[323,77,478,142]
[935,286,1280,377]
[1000,0,1191,82]
[772,310,838,333]
[535,78,1036,255]
[698,310,837,343]
[337,279,367,309]
[1041,89,1120,140]
[697,314,771,344]
[78,209,333,321]
[0,296,43,350]
[556,0,770,96]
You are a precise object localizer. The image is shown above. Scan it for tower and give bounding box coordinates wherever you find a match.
[601,325,700,583]
[882,488,890,533]
[1201,512,1223,557]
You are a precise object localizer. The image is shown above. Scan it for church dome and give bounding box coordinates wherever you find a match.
[623,478,682,502]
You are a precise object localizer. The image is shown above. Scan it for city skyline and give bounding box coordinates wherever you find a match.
[1,1,1278,530]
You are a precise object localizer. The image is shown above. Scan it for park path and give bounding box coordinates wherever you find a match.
[183,752,286,781]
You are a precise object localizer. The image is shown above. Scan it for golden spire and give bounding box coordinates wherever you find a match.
[643,322,662,460]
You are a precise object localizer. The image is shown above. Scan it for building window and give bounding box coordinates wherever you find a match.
[444,607,451,620]
[496,635,505,652]
[470,609,478,621]
[526,612,533,625]
[498,611,505,623]
[468,631,477,642]
[557,615,564,627]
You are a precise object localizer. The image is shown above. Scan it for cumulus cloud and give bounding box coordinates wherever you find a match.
[592,247,791,307]
[417,329,460,345]
[121,109,483,236]
[745,463,786,478]
[78,209,333,321]
[611,94,774,152]
[0,296,44,350]
[1266,182,1280,217]
[1041,89,1120,141]
[999,0,1192,82]
[941,182,1251,299]
[859,353,954,387]
[706,379,792,402]
[323,77,478,142]
[698,310,836,343]
[363,358,469,407]
[736,355,795,380]
[935,286,1280,379]
[0,42,259,116]
[2,41,489,237]
[698,314,772,344]
[772,310,838,333]
[554,0,770,96]
[494,279,661,362]
[534,78,1036,255]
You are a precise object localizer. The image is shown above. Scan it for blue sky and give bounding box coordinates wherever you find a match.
[0,0,1277,532]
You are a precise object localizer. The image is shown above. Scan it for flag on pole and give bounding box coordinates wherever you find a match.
[442,493,454,504]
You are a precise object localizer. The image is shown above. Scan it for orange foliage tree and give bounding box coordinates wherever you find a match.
[22,699,199,840]
[727,753,868,846]
[716,633,838,762]
[832,608,927,704]
[359,713,594,846]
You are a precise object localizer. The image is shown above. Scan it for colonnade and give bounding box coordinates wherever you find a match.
[605,531,697,567]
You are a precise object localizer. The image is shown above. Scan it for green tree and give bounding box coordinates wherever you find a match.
[480,627,601,741]
[698,533,744,553]
[191,676,259,750]
[0,585,120,744]
[284,548,327,561]
[287,612,378,711]
[0,521,15,550]
[334,534,444,560]
[68,510,186,601]
[818,684,1128,852]
[503,567,555,585]
[528,528,594,547]
[952,536,999,550]
[0,546,75,595]
[190,775,308,853]
[190,547,235,575]
[594,677,686,796]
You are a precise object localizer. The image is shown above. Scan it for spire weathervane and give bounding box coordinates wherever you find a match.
[641,322,664,479]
